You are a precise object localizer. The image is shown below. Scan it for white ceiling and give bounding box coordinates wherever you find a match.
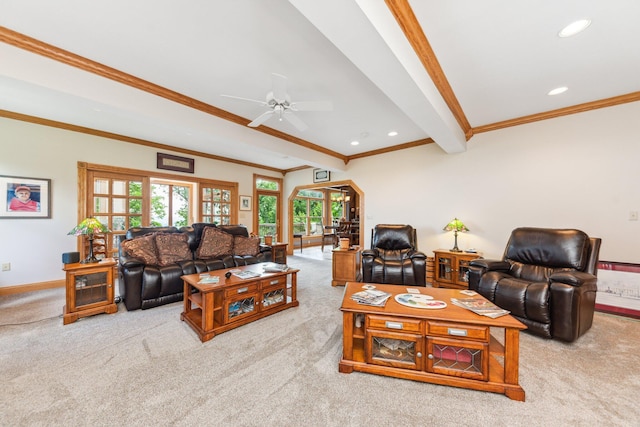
[1,0,639,172]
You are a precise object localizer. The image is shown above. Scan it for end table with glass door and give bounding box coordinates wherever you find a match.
[63,258,118,325]
[432,250,482,289]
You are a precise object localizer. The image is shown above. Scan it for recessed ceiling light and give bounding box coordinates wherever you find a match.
[350,140,359,146]
[558,19,591,37]
[548,86,568,96]
[387,131,398,137]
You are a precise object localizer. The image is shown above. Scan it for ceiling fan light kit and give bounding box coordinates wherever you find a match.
[222,73,332,131]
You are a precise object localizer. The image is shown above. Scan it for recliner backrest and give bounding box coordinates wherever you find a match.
[503,227,592,281]
[371,224,416,251]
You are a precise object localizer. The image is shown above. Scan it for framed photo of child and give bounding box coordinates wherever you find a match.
[0,175,51,219]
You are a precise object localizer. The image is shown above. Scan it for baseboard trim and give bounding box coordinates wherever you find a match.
[0,280,65,295]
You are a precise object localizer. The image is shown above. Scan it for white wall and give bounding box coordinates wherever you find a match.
[0,118,280,287]
[286,101,640,263]
[2,101,639,288]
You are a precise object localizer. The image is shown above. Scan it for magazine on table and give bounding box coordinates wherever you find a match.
[262,263,289,273]
[232,270,261,279]
[450,297,510,318]
[351,289,392,307]
[197,274,220,284]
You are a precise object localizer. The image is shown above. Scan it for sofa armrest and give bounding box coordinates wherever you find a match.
[258,244,271,254]
[118,253,147,268]
[549,271,597,288]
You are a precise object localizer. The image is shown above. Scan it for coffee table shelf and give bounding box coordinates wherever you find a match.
[339,282,526,401]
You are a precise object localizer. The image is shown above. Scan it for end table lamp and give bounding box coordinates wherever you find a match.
[443,217,468,252]
[68,217,111,263]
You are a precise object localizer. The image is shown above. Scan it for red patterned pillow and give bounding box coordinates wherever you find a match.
[121,233,158,265]
[196,227,234,259]
[234,235,260,257]
[155,232,192,266]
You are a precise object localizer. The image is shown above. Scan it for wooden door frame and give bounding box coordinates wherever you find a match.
[287,179,364,254]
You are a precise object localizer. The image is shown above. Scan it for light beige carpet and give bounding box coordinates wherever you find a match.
[1,252,639,426]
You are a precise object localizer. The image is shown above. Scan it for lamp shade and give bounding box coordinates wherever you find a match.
[68,217,111,236]
[443,218,469,233]
[68,217,111,263]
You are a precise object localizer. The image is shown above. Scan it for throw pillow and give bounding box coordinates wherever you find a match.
[234,235,260,257]
[121,233,158,265]
[196,226,234,259]
[155,232,192,266]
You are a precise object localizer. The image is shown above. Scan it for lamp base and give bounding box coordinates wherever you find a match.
[81,236,100,263]
[450,232,462,252]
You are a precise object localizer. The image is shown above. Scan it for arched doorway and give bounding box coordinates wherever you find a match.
[287,179,364,254]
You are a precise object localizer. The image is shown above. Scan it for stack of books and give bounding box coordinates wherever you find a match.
[450,297,510,318]
[350,289,392,307]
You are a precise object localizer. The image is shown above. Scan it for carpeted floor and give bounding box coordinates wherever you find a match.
[1,249,639,426]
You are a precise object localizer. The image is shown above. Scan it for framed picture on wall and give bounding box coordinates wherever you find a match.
[0,175,51,219]
[313,169,330,183]
[239,195,252,211]
[595,261,640,319]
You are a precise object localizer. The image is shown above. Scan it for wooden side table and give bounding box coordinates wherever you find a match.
[332,246,362,286]
[270,242,288,264]
[432,249,482,289]
[62,258,118,325]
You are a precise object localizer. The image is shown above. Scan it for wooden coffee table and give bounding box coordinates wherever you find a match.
[181,263,299,342]
[339,282,527,401]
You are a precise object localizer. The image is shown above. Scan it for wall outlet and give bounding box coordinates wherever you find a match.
[1,263,10,272]
[630,211,638,221]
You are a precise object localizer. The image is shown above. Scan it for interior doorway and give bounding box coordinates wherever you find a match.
[287,179,364,254]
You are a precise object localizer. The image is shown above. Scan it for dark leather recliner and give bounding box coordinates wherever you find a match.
[468,227,601,342]
[362,224,427,286]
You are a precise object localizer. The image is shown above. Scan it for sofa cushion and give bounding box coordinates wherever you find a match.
[155,232,192,266]
[121,233,158,265]
[196,226,234,259]
[233,235,260,256]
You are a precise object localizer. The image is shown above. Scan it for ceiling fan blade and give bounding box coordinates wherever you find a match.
[248,110,275,127]
[283,111,308,131]
[290,100,333,111]
[220,94,268,106]
[271,73,288,102]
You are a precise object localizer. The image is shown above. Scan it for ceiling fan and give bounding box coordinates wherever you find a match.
[221,73,332,131]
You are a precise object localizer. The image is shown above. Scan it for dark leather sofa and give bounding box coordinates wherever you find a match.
[468,227,601,342]
[362,224,427,286]
[118,223,272,311]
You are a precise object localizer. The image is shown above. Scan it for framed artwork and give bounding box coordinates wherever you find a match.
[157,152,195,173]
[0,175,51,219]
[313,169,330,183]
[239,195,252,211]
[595,261,640,319]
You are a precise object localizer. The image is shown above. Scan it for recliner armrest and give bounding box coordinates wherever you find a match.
[361,249,378,258]
[408,250,427,260]
[549,271,597,287]
[469,259,510,271]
